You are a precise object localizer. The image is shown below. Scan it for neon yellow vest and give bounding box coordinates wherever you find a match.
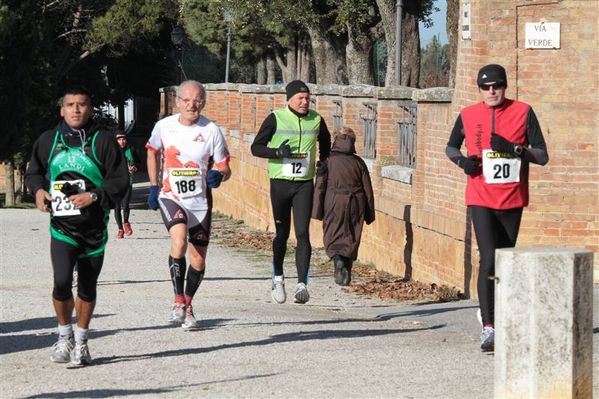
[267,106,321,181]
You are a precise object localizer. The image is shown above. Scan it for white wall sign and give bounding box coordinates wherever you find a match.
[462,3,471,40]
[525,22,560,49]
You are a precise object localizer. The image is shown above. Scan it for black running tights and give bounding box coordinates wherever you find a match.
[470,206,523,326]
[51,238,104,302]
[270,179,313,284]
[115,184,132,228]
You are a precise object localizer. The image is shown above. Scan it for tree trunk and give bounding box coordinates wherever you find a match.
[377,0,422,87]
[14,166,23,203]
[401,4,420,87]
[298,35,311,82]
[308,27,348,85]
[4,161,15,207]
[346,23,375,85]
[376,0,397,86]
[274,45,298,83]
[266,53,276,84]
[446,0,459,88]
[256,56,267,84]
[118,101,125,130]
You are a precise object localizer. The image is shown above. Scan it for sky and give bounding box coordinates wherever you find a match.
[419,0,448,47]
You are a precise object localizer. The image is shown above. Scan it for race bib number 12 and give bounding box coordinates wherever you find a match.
[482,150,521,184]
[51,180,85,216]
[282,152,310,178]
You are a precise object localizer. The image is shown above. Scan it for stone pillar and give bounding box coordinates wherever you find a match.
[494,248,594,399]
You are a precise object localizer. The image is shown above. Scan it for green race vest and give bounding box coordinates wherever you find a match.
[267,106,321,181]
[48,131,108,257]
[49,132,104,188]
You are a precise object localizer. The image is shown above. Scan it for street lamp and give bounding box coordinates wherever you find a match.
[224,10,232,83]
[395,0,403,86]
[171,24,186,84]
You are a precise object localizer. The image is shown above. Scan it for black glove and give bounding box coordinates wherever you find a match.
[460,155,481,176]
[316,160,328,176]
[60,182,80,197]
[491,133,517,156]
[206,170,223,189]
[276,139,292,158]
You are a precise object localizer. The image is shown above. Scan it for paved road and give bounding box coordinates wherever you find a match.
[1,206,597,398]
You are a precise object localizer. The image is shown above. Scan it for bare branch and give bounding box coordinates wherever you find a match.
[56,29,87,40]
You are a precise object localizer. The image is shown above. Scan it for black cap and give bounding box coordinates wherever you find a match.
[477,64,507,86]
[285,80,310,101]
[115,131,126,139]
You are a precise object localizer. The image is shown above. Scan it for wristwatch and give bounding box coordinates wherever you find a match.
[513,144,524,156]
[89,192,98,202]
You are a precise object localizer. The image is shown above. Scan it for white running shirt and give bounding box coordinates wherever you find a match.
[146,114,230,210]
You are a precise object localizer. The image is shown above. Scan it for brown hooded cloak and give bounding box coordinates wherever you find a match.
[312,134,375,260]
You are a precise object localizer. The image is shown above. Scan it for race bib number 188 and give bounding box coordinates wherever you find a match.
[170,168,203,198]
[51,180,85,216]
[482,150,521,184]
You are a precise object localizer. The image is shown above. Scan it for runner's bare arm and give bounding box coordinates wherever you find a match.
[147,149,161,186]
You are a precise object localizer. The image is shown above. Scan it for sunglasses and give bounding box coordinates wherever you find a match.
[479,83,506,91]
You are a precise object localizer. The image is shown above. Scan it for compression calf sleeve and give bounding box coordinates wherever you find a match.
[185,267,205,303]
[168,256,187,299]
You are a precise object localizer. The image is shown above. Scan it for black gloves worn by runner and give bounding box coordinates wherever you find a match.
[459,155,481,176]
[60,182,81,197]
[491,133,522,157]
[276,139,292,158]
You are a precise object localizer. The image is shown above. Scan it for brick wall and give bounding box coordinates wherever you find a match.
[158,0,598,292]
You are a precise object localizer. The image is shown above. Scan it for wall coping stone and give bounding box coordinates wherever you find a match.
[413,87,454,103]
[310,84,342,96]
[197,83,454,103]
[381,165,413,184]
[204,83,237,91]
[194,83,453,104]
[376,86,416,100]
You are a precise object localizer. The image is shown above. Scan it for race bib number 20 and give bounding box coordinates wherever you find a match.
[51,180,85,216]
[482,150,521,184]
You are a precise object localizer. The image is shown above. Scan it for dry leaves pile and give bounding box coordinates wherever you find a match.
[212,215,462,304]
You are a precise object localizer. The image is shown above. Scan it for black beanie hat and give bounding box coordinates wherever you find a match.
[285,80,310,101]
[477,64,507,86]
[115,131,126,139]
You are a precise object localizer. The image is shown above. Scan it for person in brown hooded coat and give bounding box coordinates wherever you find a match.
[312,127,375,285]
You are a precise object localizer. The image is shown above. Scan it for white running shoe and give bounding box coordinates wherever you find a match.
[168,302,186,324]
[294,282,310,304]
[69,342,92,367]
[50,334,74,363]
[271,279,286,304]
[181,306,199,331]
[480,326,495,352]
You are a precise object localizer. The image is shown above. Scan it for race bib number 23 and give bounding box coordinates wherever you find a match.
[51,179,85,216]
